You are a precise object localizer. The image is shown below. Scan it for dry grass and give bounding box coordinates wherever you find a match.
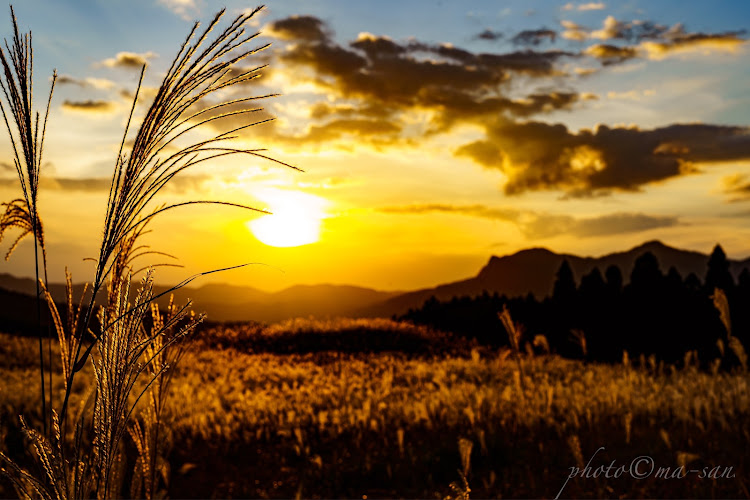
[0,5,291,499]
[2,323,748,498]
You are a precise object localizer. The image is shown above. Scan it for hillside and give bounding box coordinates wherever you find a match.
[363,240,750,316]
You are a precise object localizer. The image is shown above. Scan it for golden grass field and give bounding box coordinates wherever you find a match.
[2,318,748,498]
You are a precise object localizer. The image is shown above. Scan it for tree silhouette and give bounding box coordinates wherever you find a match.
[684,272,702,292]
[630,251,662,289]
[579,267,605,297]
[553,260,576,301]
[605,264,623,295]
[624,252,665,356]
[705,244,734,293]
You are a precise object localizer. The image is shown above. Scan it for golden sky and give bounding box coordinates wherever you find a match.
[1,1,750,291]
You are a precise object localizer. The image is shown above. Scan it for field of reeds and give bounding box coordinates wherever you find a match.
[2,317,749,498]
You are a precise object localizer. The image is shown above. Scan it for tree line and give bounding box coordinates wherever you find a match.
[402,245,750,365]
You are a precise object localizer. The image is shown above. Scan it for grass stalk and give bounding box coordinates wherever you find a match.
[0,5,57,436]
[57,5,294,425]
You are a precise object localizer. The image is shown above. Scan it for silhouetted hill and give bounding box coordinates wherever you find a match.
[2,240,749,324]
[0,286,55,334]
[363,240,750,317]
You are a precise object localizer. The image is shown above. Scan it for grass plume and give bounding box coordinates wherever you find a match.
[59,5,295,424]
[0,5,293,498]
[0,4,57,436]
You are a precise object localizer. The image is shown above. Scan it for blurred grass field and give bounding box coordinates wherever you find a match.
[2,318,749,498]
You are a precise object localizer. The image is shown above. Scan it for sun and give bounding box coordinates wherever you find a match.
[247,189,328,247]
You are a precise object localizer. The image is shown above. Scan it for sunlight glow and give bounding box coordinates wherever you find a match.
[248,189,328,247]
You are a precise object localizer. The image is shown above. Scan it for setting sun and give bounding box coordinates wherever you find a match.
[247,188,328,247]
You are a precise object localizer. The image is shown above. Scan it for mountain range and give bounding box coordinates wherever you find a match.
[1,240,748,327]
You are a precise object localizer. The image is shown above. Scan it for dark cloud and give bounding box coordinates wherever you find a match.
[351,34,407,59]
[56,74,116,91]
[99,51,156,69]
[308,102,392,120]
[457,120,750,196]
[512,29,557,46]
[258,17,583,149]
[380,203,679,239]
[267,15,329,41]
[259,14,750,198]
[274,22,578,123]
[274,17,576,105]
[62,100,116,114]
[475,29,503,41]
[56,74,82,86]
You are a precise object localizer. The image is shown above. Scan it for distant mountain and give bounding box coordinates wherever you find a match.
[363,240,750,317]
[0,273,400,324]
[2,240,749,325]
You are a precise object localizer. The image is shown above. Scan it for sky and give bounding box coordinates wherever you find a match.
[1,0,750,292]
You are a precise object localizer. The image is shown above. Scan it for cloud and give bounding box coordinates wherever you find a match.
[591,16,631,40]
[99,51,157,69]
[522,212,679,239]
[456,120,750,196]
[380,203,520,221]
[721,173,750,202]
[584,44,638,64]
[574,67,598,76]
[512,29,557,46]
[561,20,588,41]
[57,74,116,90]
[280,29,574,101]
[280,118,402,146]
[43,177,112,191]
[1,175,213,193]
[379,203,678,239]
[475,29,503,41]
[253,16,582,148]
[559,16,744,60]
[606,89,655,100]
[563,2,606,11]
[61,99,117,115]
[267,15,329,41]
[158,0,200,20]
[256,14,749,198]
[642,29,747,59]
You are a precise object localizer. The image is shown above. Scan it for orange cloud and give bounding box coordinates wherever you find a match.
[61,99,117,115]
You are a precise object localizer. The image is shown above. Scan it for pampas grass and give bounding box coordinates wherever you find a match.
[0,5,292,498]
[0,5,56,436]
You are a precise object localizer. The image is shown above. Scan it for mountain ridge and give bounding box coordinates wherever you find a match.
[2,240,749,324]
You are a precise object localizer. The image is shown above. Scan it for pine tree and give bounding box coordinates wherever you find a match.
[553,260,577,301]
[705,244,734,293]
[605,265,623,294]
